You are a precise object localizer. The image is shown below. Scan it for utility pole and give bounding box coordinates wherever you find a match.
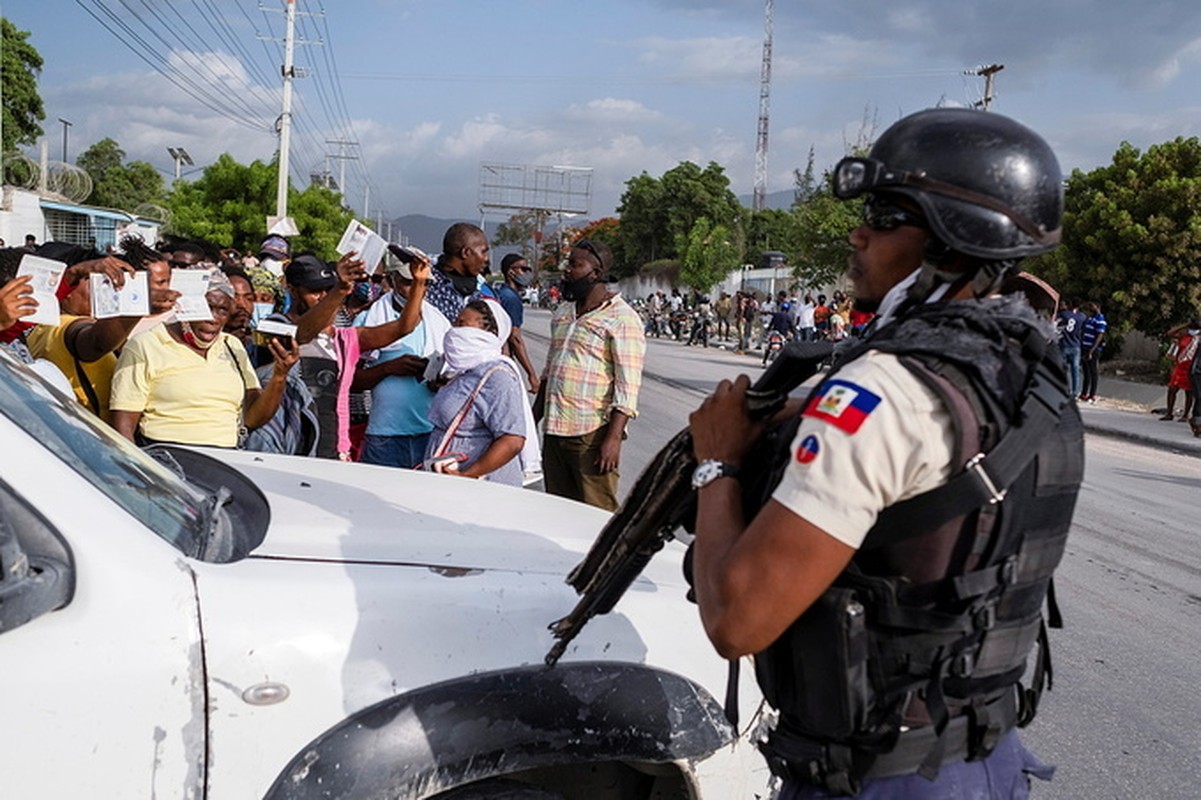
[262,0,319,235]
[275,0,297,228]
[324,138,360,205]
[752,0,773,212]
[57,118,72,162]
[968,64,1004,111]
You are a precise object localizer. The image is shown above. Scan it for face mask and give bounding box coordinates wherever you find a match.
[442,326,501,375]
[1189,329,1200,336]
[560,274,596,302]
[251,303,274,328]
[511,270,534,288]
[180,320,218,350]
[447,270,479,297]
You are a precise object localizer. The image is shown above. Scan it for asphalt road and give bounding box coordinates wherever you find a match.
[521,305,1201,799]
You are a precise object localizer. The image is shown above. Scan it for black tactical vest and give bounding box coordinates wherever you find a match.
[750,296,1084,794]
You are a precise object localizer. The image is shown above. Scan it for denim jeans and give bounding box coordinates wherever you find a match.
[1059,344,1081,397]
[360,432,431,469]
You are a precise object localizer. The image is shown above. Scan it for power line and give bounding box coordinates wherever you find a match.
[73,0,268,130]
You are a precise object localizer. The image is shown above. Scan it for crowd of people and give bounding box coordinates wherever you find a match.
[638,286,877,354]
[0,224,645,508]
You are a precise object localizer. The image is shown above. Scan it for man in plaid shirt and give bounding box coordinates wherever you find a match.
[533,240,646,510]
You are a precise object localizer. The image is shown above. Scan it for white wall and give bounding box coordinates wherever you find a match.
[0,187,46,246]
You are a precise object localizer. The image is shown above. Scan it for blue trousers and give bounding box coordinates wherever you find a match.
[360,432,430,469]
[1059,344,1081,397]
[778,731,1054,800]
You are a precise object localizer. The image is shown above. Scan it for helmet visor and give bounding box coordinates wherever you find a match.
[831,156,1059,248]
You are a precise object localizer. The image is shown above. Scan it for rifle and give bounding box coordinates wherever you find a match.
[546,340,834,665]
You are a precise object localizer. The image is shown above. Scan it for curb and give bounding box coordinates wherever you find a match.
[1080,419,1201,459]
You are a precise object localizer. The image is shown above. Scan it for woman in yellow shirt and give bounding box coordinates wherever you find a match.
[110,269,298,448]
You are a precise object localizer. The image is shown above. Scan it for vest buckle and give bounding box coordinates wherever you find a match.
[973,603,997,631]
[965,453,1008,504]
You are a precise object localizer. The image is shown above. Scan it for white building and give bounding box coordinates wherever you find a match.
[0,186,161,251]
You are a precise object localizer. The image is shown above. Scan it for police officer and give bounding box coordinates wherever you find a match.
[688,108,1083,798]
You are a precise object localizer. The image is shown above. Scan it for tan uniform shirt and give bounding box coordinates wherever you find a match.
[772,350,957,548]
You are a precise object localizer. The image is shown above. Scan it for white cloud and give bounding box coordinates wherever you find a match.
[564,98,664,125]
[1146,37,1201,87]
[632,35,761,81]
[1050,107,1201,172]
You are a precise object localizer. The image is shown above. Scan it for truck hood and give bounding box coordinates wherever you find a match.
[219,451,681,583]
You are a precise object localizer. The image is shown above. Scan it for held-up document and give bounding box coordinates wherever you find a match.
[171,269,213,321]
[90,272,149,319]
[16,255,65,325]
[336,219,387,271]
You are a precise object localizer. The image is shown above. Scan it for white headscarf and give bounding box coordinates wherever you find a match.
[441,298,541,477]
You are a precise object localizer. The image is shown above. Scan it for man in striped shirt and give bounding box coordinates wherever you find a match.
[534,240,646,510]
[1079,301,1108,402]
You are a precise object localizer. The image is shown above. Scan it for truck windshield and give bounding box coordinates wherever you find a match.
[0,353,207,556]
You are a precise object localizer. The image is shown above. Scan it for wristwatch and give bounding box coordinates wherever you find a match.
[691,459,741,490]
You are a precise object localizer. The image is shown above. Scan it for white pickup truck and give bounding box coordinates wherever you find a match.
[0,349,773,799]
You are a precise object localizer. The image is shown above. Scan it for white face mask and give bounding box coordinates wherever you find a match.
[442,326,501,376]
[251,303,274,327]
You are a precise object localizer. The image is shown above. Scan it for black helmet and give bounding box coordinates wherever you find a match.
[832,108,1063,261]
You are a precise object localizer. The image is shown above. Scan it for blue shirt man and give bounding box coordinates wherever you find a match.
[495,253,541,394]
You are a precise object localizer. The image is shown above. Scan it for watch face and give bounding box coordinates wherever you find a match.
[692,460,721,489]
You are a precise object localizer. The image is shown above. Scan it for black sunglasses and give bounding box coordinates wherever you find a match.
[862,196,928,232]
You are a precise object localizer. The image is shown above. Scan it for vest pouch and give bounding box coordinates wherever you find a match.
[756,586,871,739]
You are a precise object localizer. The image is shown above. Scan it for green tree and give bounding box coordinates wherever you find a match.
[494,209,550,262]
[678,217,741,292]
[166,153,353,258]
[615,172,665,270]
[77,138,165,211]
[746,208,800,258]
[616,161,745,275]
[1,19,45,153]
[791,178,861,290]
[793,146,817,205]
[1027,137,1201,336]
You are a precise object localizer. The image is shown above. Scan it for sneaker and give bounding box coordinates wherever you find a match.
[1087,396,1097,404]
[1078,394,1089,402]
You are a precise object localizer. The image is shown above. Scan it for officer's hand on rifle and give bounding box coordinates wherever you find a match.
[689,374,768,465]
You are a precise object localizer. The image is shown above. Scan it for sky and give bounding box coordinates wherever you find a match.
[7,0,1201,232]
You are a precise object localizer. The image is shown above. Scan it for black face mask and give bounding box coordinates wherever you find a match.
[444,269,479,297]
[560,274,597,302]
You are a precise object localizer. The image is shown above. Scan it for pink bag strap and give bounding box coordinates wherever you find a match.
[429,364,508,459]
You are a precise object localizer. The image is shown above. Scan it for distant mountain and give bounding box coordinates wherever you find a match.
[735,188,796,211]
[390,214,502,254]
[388,214,552,265]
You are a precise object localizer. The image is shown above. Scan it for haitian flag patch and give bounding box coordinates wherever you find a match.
[802,379,881,434]
[796,434,821,464]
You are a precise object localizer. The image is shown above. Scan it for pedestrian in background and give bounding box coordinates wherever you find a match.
[1056,297,1086,398]
[1079,301,1107,402]
[495,253,541,394]
[1160,318,1200,421]
[715,291,733,340]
